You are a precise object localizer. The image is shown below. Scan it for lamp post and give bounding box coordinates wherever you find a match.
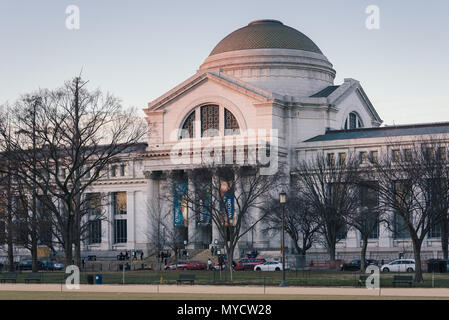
[279,192,287,287]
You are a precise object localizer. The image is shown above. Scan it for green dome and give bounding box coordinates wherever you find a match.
[209,20,323,56]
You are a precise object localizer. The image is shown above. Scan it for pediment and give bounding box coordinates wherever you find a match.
[145,71,275,112]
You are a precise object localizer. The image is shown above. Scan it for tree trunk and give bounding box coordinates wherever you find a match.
[441,216,448,260]
[31,195,38,273]
[7,225,14,272]
[360,236,368,273]
[7,194,14,272]
[412,239,423,283]
[227,246,234,282]
[328,243,336,261]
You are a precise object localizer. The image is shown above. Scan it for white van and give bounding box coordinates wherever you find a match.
[381,259,415,272]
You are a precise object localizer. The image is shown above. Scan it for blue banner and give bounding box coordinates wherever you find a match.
[220,180,235,226]
[198,182,212,225]
[174,182,188,227]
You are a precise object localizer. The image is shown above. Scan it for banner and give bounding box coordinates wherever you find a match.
[174,182,188,227]
[198,182,212,225]
[220,180,235,226]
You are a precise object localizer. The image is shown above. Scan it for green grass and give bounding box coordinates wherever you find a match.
[3,269,449,288]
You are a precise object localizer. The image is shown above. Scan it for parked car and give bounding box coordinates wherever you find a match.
[234,258,266,271]
[39,258,64,271]
[18,259,44,271]
[340,259,378,271]
[163,260,197,271]
[254,261,289,271]
[188,261,207,270]
[381,259,415,272]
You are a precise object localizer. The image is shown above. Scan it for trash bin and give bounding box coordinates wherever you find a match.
[95,274,102,284]
[87,274,94,285]
[427,259,446,273]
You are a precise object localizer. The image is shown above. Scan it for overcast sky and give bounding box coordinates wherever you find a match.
[1,0,448,126]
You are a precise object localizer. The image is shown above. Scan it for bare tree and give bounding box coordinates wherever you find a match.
[346,180,384,272]
[144,198,184,270]
[262,189,321,256]
[0,76,146,266]
[369,139,449,282]
[296,152,360,261]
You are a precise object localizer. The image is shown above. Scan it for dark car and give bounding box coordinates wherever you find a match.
[340,259,378,271]
[18,259,44,271]
[234,258,266,271]
[39,258,65,271]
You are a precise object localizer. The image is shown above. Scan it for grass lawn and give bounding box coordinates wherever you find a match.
[3,269,449,288]
[0,291,448,300]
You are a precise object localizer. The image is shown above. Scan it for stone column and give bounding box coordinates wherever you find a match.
[100,192,111,251]
[187,175,198,249]
[144,171,161,254]
[127,191,136,249]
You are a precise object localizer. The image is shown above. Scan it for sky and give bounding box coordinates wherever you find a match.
[0,0,448,126]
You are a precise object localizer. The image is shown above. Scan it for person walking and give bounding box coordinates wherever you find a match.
[208,258,212,270]
[140,251,144,260]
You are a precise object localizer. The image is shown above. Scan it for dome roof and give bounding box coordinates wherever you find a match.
[209,20,323,56]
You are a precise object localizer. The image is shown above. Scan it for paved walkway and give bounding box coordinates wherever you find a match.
[1,283,449,298]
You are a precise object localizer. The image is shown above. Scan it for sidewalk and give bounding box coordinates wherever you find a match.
[1,283,449,298]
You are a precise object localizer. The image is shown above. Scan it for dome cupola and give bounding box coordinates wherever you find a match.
[200,20,336,97]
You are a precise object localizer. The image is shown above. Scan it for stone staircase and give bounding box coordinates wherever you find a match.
[190,249,218,264]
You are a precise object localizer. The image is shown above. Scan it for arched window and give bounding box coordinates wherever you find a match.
[225,108,239,135]
[201,105,219,137]
[179,104,240,139]
[180,111,195,139]
[344,112,363,130]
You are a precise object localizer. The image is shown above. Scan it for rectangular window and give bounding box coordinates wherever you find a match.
[359,151,368,164]
[393,213,410,239]
[89,220,102,244]
[120,164,126,177]
[369,151,378,163]
[360,182,379,239]
[404,149,412,162]
[327,153,335,166]
[429,218,441,238]
[111,165,118,177]
[112,192,127,215]
[86,193,102,216]
[392,149,400,163]
[114,219,127,243]
[338,153,346,165]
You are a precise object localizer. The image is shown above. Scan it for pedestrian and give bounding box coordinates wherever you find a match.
[210,246,214,256]
[81,258,85,270]
[208,258,212,270]
[164,257,167,265]
[140,251,144,260]
[186,251,190,260]
[125,251,129,260]
[133,250,137,261]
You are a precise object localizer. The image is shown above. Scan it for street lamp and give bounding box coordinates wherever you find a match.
[279,192,287,287]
